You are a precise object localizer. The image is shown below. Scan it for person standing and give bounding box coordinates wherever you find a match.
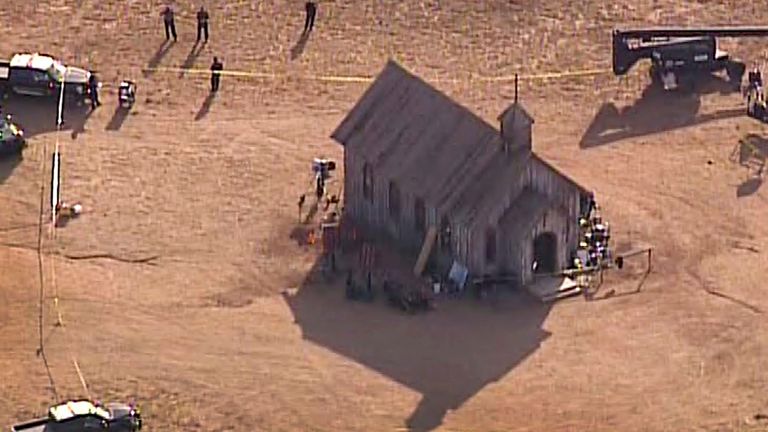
[304,2,317,33]
[161,5,177,42]
[88,73,100,108]
[210,57,223,92]
[196,6,210,43]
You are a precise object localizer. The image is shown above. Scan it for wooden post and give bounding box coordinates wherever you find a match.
[647,248,652,272]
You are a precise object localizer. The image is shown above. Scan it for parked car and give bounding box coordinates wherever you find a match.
[0,114,25,158]
[0,53,92,103]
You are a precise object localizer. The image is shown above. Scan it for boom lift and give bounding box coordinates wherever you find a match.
[612,27,768,91]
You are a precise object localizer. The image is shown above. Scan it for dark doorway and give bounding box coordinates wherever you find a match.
[533,232,557,274]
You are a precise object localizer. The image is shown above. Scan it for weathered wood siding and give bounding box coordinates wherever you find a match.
[517,209,569,286]
[428,210,472,273]
[343,153,370,226]
[345,152,436,253]
[526,158,583,256]
[388,191,430,253]
[345,150,585,284]
[344,152,392,239]
[499,224,520,277]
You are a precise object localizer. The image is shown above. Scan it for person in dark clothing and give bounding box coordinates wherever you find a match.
[210,57,223,92]
[160,6,177,42]
[315,173,325,200]
[196,6,210,43]
[304,2,317,33]
[754,67,763,89]
[88,73,100,108]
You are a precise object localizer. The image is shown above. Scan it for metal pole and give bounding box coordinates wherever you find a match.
[514,73,519,104]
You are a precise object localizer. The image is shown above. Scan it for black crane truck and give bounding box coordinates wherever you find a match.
[612,27,768,92]
[10,400,142,432]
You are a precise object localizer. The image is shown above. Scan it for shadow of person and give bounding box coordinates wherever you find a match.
[290,31,311,61]
[144,40,173,77]
[179,43,205,78]
[194,91,217,121]
[70,107,96,139]
[285,247,552,432]
[105,106,132,132]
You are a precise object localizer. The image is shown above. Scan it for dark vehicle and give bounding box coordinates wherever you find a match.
[0,53,93,103]
[612,27,768,92]
[0,114,25,158]
[118,80,137,108]
[10,400,142,432]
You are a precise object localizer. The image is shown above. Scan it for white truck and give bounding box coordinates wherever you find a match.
[0,53,92,102]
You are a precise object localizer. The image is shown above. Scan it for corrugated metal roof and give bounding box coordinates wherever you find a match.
[331,60,588,235]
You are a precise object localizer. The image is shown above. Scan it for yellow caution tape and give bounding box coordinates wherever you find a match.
[478,68,611,82]
[142,65,612,84]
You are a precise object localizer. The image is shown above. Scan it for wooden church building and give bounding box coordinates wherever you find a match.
[331,60,592,287]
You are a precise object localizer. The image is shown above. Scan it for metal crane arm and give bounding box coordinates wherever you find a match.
[614,27,768,40]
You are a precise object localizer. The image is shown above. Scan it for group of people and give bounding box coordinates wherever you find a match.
[159,5,209,43]
[573,198,612,270]
[158,2,318,92]
[159,5,221,92]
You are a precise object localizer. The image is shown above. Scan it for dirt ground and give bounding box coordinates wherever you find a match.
[2,0,768,431]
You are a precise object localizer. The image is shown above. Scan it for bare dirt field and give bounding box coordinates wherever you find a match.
[2,1,768,431]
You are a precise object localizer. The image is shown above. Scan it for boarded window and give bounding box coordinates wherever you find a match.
[362,163,373,202]
[485,227,497,264]
[388,181,401,218]
[414,198,426,233]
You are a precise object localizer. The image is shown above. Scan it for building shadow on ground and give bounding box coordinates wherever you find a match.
[283,244,552,432]
[581,77,744,148]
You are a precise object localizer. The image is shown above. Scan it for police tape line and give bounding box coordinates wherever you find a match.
[140,65,613,84]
